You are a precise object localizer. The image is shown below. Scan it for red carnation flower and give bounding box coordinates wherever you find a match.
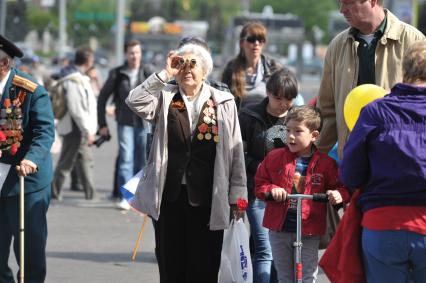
[237,198,248,211]
[0,131,6,142]
[10,143,18,156]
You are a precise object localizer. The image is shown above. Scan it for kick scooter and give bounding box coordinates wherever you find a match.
[265,192,328,283]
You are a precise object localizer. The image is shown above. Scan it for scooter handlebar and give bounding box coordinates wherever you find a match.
[264,192,328,202]
[264,192,274,201]
[312,193,329,203]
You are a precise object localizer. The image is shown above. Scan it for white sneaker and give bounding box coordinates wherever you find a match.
[117,199,131,210]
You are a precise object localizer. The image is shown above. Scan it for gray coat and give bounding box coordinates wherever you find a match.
[126,74,247,230]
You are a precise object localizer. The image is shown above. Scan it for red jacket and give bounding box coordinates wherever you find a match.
[255,147,349,234]
[319,189,365,283]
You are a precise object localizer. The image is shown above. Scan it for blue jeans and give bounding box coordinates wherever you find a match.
[246,198,278,283]
[362,228,426,283]
[117,123,150,193]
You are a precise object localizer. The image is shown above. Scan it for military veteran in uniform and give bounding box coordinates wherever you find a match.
[0,35,55,282]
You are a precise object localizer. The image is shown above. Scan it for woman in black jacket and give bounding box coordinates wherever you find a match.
[239,68,300,282]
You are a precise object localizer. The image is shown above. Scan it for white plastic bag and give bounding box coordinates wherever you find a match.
[218,219,253,283]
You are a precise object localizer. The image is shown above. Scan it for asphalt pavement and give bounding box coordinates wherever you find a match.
[45,123,159,283]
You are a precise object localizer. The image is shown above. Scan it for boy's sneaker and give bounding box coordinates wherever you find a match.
[117,199,131,210]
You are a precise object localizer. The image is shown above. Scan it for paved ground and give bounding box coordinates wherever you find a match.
[7,74,330,282]
[9,122,159,283]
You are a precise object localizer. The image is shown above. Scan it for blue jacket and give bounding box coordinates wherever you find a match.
[340,83,426,212]
[0,68,55,197]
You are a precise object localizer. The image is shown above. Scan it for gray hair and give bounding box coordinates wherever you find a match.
[403,40,426,84]
[176,43,213,77]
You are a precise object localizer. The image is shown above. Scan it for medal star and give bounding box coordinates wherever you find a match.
[198,123,208,133]
[212,125,218,135]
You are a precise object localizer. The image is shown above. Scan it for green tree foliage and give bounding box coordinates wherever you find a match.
[251,0,338,43]
[66,0,117,47]
[129,0,182,22]
[129,0,157,22]
[25,0,119,50]
[26,3,58,36]
[191,0,240,42]
[129,0,337,45]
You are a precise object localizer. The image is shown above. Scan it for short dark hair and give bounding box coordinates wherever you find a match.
[124,40,141,52]
[178,36,210,51]
[285,105,322,132]
[266,68,298,100]
[74,46,93,66]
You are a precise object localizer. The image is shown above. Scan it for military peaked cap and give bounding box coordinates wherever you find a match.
[0,34,23,58]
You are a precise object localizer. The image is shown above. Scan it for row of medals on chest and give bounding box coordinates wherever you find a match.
[0,104,23,145]
[196,99,219,143]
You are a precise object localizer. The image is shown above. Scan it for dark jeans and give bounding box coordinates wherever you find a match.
[155,188,223,283]
[0,187,50,283]
[70,155,84,191]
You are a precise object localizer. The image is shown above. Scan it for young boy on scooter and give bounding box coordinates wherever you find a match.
[255,105,350,283]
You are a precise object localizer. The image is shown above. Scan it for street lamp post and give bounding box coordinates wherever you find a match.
[115,0,125,66]
[0,0,6,35]
[59,0,67,57]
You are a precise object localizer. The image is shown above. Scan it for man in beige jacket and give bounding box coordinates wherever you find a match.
[317,0,424,158]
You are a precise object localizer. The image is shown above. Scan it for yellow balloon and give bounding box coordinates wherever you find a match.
[344,84,387,131]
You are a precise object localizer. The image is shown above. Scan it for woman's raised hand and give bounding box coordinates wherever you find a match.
[165,51,181,79]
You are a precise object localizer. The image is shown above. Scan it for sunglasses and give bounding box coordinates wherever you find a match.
[244,35,266,44]
[173,57,198,69]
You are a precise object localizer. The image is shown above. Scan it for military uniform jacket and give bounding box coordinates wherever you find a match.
[0,68,55,197]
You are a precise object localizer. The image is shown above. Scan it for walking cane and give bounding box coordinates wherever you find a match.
[16,166,25,283]
[131,214,149,261]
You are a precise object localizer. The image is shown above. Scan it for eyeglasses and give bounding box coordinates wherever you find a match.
[337,0,368,8]
[244,35,266,44]
[174,57,198,69]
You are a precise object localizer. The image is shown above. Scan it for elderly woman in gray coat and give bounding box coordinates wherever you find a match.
[126,43,247,283]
